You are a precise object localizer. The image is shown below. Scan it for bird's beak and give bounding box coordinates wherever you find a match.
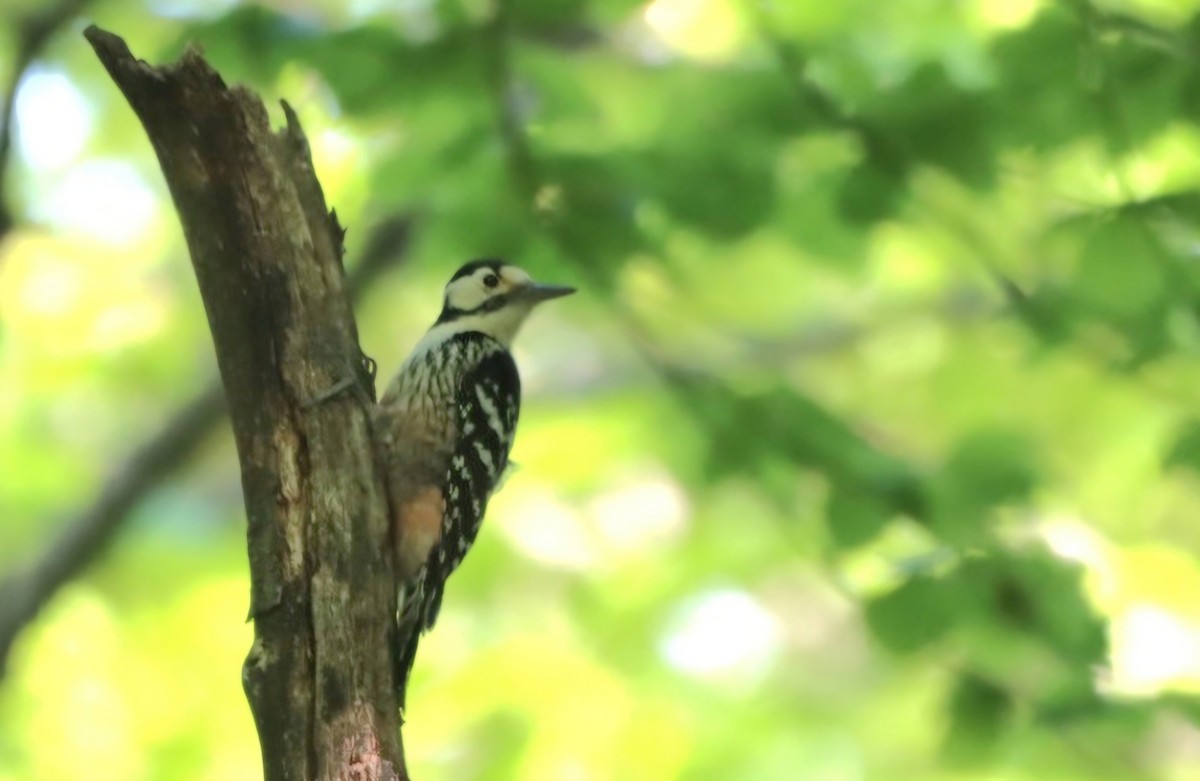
[517,282,576,304]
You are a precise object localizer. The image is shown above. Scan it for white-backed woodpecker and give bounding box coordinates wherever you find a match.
[374,259,574,705]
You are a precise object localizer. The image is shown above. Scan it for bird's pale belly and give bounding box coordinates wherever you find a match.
[394,485,445,581]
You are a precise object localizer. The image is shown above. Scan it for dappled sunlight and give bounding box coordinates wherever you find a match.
[1039,516,1117,602]
[641,0,747,62]
[1040,523,1200,695]
[14,68,94,172]
[659,588,783,684]
[6,574,258,778]
[492,468,687,571]
[867,221,961,296]
[494,486,598,570]
[13,590,143,781]
[508,400,654,492]
[974,0,1044,30]
[30,161,162,246]
[1110,605,1200,696]
[587,469,689,555]
[0,233,170,355]
[836,518,948,595]
[1119,0,1200,26]
[148,0,240,19]
[1101,546,1200,695]
[407,632,640,779]
[311,126,367,210]
[1120,124,1200,197]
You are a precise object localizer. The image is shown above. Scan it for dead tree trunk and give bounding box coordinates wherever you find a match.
[85,26,405,781]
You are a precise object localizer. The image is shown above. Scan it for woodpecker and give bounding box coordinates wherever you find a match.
[375,259,574,705]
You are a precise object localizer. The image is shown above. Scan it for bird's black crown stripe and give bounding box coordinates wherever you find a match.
[449,258,505,283]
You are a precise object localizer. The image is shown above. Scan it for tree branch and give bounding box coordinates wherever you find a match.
[83,25,404,780]
[0,384,223,674]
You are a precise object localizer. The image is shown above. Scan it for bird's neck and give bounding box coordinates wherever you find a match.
[384,330,505,409]
[417,307,530,352]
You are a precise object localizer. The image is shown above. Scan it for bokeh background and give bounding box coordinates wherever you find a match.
[4,0,1200,779]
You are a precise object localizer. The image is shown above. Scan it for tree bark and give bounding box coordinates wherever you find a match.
[84,26,405,781]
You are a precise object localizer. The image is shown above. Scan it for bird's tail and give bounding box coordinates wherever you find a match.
[392,583,423,710]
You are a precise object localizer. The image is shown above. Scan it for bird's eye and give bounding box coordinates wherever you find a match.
[483,273,500,289]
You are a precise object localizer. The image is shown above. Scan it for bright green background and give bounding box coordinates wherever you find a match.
[4,0,1200,779]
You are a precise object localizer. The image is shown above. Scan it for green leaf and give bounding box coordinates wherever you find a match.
[961,552,1108,666]
[1075,216,1167,320]
[864,575,956,654]
[621,70,797,239]
[539,153,641,267]
[304,27,485,115]
[1033,665,1104,725]
[179,13,485,116]
[1100,28,1189,154]
[930,431,1038,543]
[678,380,920,504]
[168,6,309,85]
[509,0,589,30]
[859,63,998,188]
[941,672,1014,767]
[988,10,1095,151]
[826,485,890,549]
[1165,420,1200,473]
[643,149,776,239]
[837,164,905,224]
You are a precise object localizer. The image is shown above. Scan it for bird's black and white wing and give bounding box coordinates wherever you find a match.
[394,342,520,699]
[421,346,520,627]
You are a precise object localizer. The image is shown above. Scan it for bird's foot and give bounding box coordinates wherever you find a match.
[302,350,378,408]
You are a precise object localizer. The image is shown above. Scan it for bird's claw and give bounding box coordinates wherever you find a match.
[302,375,358,408]
[357,353,378,403]
[302,350,379,408]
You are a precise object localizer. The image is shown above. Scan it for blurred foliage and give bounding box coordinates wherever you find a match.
[4,0,1200,779]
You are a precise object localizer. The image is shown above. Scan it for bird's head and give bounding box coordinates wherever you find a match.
[434,259,575,345]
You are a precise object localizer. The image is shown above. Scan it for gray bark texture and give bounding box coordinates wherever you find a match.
[84,26,406,781]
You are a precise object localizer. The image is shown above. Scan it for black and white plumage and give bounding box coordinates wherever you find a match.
[374,259,574,705]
